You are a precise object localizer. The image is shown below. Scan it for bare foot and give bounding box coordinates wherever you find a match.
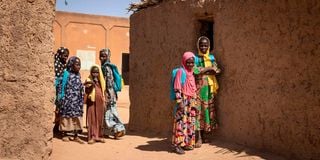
[74,137,85,144]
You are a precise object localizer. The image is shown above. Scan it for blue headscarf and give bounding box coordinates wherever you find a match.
[100,49,122,92]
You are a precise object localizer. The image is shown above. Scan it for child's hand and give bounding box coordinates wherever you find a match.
[84,81,94,87]
[85,86,94,94]
[212,65,221,74]
[216,68,221,74]
[178,102,184,112]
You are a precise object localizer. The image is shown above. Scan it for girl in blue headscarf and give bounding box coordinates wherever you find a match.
[100,49,125,139]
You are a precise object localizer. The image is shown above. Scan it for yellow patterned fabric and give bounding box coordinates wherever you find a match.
[198,49,219,94]
[85,65,106,102]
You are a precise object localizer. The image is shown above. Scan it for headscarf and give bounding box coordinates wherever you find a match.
[54,47,69,78]
[182,51,195,74]
[66,56,79,72]
[180,51,196,97]
[100,48,112,76]
[100,48,111,63]
[58,56,80,100]
[100,48,122,93]
[197,36,219,94]
[85,65,106,102]
[197,36,211,66]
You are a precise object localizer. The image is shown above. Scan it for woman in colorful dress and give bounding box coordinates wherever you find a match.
[172,51,198,154]
[194,36,221,147]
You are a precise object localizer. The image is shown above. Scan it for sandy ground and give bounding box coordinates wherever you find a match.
[52,86,285,160]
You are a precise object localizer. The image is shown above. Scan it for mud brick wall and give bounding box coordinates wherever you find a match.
[129,0,320,159]
[0,0,55,159]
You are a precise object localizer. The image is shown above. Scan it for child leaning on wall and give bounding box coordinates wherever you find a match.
[172,52,198,155]
[194,36,221,148]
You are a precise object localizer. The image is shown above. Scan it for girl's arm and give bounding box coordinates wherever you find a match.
[174,69,183,100]
[173,69,184,111]
[84,81,94,94]
[199,62,221,75]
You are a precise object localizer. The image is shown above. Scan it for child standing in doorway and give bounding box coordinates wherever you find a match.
[84,65,106,144]
[57,56,85,144]
[172,52,198,154]
[194,36,221,147]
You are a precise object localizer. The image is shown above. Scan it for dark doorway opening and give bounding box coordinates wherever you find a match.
[198,20,214,50]
[122,53,130,85]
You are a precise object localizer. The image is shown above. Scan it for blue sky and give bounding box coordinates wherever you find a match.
[56,0,141,17]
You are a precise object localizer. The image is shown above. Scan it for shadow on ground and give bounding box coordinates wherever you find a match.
[124,124,172,152]
[134,138,172,153]
[125,124,170,139]
[207,137,285,160]
[126,125,284,159]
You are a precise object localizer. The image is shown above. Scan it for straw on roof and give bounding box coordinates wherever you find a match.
[128,0,164,12]
[128,0,216,12]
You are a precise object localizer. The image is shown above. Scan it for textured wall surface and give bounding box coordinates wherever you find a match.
[129,1,197,135]
[129,0,320,159]
[53,11,130,82]
[0,0,55,159]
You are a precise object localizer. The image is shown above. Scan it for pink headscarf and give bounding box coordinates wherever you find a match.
[174,52,196,97]
[182,52,195,73]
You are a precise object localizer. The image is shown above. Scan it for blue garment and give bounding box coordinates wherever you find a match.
[101,61,125,136]
[58,72,84,118]
[194,53,215,67]
[170,67,187,100]
[57,57,84,117]
[102,62,122,93]
[104,102,126,136]
[57,70,69,101]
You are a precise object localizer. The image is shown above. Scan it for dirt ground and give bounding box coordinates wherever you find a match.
[52,86,285,160]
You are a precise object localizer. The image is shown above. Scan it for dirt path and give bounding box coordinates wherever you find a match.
[52,87,284,160]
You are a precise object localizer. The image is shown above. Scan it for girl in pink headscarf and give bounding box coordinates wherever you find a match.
[172,51,198,154]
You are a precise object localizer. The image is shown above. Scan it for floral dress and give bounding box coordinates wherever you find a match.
[58,72,84,132]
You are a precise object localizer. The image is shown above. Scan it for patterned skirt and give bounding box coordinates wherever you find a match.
[104,102,126,136]
[196,75,218,132]
[172,96,197,147]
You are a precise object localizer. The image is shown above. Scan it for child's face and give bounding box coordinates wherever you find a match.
[185,58,194,70]
[100,52,108,64]
[91,67,99,78]
[61,51,69,63]
[72,58,81,73]
[199,39,209,54]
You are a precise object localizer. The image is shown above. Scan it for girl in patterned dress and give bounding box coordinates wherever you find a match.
[194,36,221,147]
[57,56,85,144]
[172,52,198,154]
[100,49,125,139]
[53,47,69,135]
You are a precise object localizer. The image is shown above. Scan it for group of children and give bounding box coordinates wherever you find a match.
[53,47,125,144]
[172,36,221,154]
[52,35,221,150]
